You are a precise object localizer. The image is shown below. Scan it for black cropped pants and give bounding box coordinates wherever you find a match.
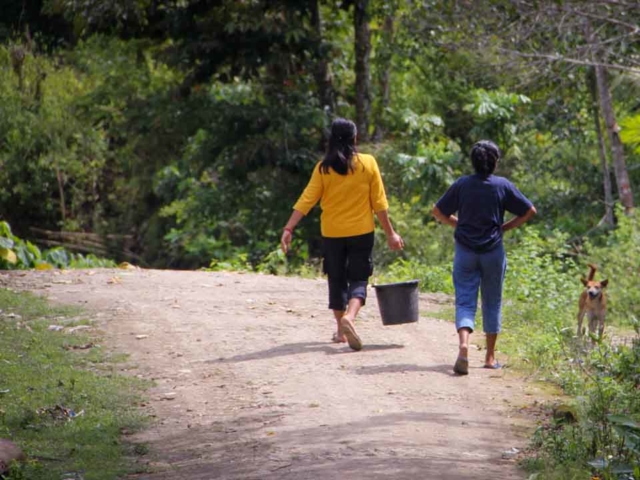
[322,232,374,311]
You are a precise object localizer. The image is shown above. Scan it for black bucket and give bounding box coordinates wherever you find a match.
[373,280,420,326]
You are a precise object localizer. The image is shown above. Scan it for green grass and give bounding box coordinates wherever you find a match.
[427,306,455,322]
[0,289,149,480]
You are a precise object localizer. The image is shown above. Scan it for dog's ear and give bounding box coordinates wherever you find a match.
[601,279,608,288]
[581,277,588,286]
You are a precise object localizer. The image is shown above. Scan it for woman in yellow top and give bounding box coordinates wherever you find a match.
[281,118,404,351]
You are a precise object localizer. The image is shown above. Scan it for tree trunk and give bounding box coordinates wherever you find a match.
[310,0,335,116]
[588,69,615,227]
[56,167,67,223]
[354,0,371,142]
[372,13,395,142]
[594,65,634,213]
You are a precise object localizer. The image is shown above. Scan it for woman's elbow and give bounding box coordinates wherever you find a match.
[524,206,537,221]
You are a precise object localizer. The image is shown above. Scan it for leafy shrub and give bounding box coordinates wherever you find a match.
[529,330,640,479]
[0,221,115,270]
[0,43,109,231]
[157,80,325,268]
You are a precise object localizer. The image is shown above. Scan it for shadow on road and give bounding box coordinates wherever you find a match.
[132,410,516,480]
[353,363,455,376]
[208,342,405,363]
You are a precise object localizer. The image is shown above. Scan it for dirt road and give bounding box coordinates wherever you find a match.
[3,269,543,479]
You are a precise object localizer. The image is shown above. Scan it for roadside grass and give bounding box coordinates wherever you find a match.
[0,288,149,480]
[425,306,454,322]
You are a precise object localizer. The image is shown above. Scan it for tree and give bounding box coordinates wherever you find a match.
[372,3,397,142]
[0,0,73,45]
[594,64,634,213]
[499,1,639,213]
[310,0,336,116]
[588,69,615,227]
[354,0,372,141]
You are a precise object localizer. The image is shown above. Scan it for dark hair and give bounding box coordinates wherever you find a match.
[470,140,501,177]
[320,118,357,175]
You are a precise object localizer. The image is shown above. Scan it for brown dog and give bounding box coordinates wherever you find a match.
[577,264,608,340]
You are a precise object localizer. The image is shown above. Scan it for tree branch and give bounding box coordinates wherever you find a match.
[497,48,640,74]
[568,8,640,32]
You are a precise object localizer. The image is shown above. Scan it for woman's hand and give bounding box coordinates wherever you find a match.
[432,205,458,228]
[502,206,537,232]
[280,210,305,254]
[280,229,293,254]
[375,210,404,251]
[387,232,404,251]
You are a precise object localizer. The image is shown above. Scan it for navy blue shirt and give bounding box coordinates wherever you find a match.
[435,174,533,252]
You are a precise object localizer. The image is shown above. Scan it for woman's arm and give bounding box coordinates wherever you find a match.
[375,209,404,251]
[432,205,458,228]
[280,209,305,254]
[502,206,537,232]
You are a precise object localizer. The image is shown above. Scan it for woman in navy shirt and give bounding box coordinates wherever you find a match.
[432,140,536,375]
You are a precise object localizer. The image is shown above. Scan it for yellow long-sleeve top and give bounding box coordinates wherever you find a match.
[293,153,389,238]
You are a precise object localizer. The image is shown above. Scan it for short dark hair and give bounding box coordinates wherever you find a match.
[470,140,500,177]
[320,118,357,175]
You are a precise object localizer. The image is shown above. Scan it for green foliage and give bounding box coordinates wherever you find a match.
[0,36,181,238]
[0,289,148,479]
[156,79,325,268]
[584,209,640,326]
[0,43,106,230]
[464,89,531,152]
[0,221,115,270]
[374,141,461,203]
[371,198,454,292]
[621,114,640,154]
[529,333,640,479]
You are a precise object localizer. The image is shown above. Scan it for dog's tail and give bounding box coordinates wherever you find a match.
[587,263,597,281]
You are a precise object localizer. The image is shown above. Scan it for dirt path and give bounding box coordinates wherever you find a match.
[3,269,545,479]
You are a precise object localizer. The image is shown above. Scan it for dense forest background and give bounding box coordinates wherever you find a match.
[1,2,639,477]
[1,0,638,269]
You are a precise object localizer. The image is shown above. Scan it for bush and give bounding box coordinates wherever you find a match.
[0,221,115,270]
[156,80,325,268]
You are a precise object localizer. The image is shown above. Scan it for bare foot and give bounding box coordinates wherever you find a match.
[459,343,469,360]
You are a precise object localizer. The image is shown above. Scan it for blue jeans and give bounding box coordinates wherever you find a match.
[453,242,506,334]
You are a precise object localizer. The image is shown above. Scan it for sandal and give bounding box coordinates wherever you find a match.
[340,317,363,351]
[483,362,504,370]
[453,357,469,375]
